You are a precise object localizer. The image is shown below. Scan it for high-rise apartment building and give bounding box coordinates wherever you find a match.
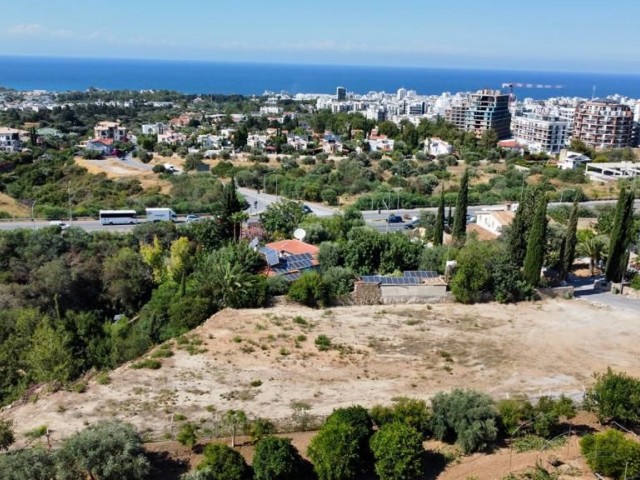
[511,114,568,154]
[573,99,634,149]
[464,89,511,139]
[336,86,346,101]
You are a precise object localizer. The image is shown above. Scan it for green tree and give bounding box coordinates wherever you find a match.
[580,429,640,479]
[307,420,361,480]
[224,410,248,448]
[451,242,494,304]
[605,188,635,283]
[287,271,330,308]
[102,247,153,314]
[177,422,198,450]
[27,318,74,383]
[325,406,374,474]
[167,236,192,285]
[260,200,307,238]
[370,397,431,439]
[253,436,301,480]
[140,235,167,284]
[0,418,14,451]
[196,443,251,480]
[219,177,245,240]
[507,186,538,267]
[585,368,640,425]
[433,189,445,246]
[560,198,580,280]
[451,169,469,245]
[479,129,498,151]
[430,389,499,454]
[343,227,383,275]
[233,126,249,150]
[0,447,56,480]
[56,420,150,480]
[577,235,608,276]
[522,196,548,287]
[197,261,265,309]
[370,423,424,480]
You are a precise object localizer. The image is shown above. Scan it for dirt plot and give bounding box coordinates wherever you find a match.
[3,299,639,451]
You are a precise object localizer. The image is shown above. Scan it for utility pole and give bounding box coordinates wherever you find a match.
[67,182,72,222]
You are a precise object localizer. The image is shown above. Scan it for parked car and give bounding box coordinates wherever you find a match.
[386,215,403,223]
[403,220,419,230]
[185,214,201,223]
[302,205,313,214]
[49,220,70,230]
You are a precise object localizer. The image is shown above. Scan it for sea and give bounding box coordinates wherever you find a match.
[1,55,640,100]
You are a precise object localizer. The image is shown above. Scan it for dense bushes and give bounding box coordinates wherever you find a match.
[252,437,301,480]
[581,429,640,479]
[585,368,640,425]
[430,389,499,453]
[370,423,424,480]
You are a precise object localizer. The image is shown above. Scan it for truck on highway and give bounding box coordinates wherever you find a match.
[145,208,177,223]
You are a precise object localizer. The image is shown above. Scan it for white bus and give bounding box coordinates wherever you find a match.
[99,209,138,225]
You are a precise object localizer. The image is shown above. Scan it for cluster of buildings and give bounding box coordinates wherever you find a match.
[308,86,640,156]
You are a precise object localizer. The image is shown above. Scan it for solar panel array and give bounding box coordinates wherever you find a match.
[270,253,315,274]
[359,271,439,285]
[259,247,280,267]
[283,272,302,282]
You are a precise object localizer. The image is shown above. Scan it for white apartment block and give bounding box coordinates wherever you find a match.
[0,127,22,152]
[141,123,167,135]
[94,121,128,142]
[511,114,568,154]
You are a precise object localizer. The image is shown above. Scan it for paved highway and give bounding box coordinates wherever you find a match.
[0,194,637,233]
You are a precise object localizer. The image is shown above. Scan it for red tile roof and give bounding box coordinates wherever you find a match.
[265,239,319,256]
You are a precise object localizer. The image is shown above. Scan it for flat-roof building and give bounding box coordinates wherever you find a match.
[573,99,634,149]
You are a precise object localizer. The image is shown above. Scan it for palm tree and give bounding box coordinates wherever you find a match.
[207,261,256,308]
[576,236,608,276]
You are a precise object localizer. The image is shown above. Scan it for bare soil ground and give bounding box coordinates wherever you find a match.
[3,299,638,477]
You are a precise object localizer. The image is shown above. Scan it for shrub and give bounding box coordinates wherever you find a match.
[249,418,276,444]
[56,420,150,480]
[370,423,424,480]
[631,274,640,291]
[197,443,251,480]
[288,271,330,308]
[585,368,640,424]
[370,397,431,439]
[0,447,56,478]
[95,372,111,385]
[177,422,198,449]
[130,358,161,370]
[267,275,290,296]
[580,429,640,478]
[430,389,499,453]
[307,421,361,480]
[326,406,374,474]
[0,419,14,451]
[314,335,332,351]
[253,436,302,480]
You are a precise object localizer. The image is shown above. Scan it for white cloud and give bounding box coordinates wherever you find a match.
[7,23,45,36]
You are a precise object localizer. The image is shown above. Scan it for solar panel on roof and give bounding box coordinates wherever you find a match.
[260,247,280,267]
[360,276,381,284]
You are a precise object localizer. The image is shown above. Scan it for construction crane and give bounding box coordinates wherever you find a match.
[501,82,564,105]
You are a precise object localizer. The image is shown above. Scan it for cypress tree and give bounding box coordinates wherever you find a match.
[220,176,243,240]
[452,169,469,244]
[605,188,635,283]
[433,189,445,246]
[523,196,548,287]
[508,186,538,267]
[560,198,580,280]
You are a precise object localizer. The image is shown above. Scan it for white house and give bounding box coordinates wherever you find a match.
[198,134,223,150]
[475,210,515,236]
[141,123,167,135]
[557,150,591,170]
[157,131,187,145]
[94,121,128,142]
[425,138,453,156]
[287,135,308,151]
[247,134,268,150]
[0,127,22,152]
[369,138,395,152]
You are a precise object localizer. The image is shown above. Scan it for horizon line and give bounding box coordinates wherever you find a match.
[1,53,640,77]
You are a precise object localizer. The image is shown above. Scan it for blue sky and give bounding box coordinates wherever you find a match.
[1,0,639,72]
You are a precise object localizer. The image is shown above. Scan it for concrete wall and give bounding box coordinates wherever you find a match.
[380,284,448,303]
